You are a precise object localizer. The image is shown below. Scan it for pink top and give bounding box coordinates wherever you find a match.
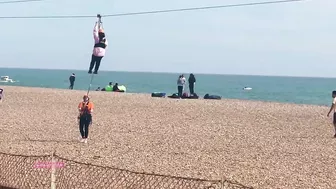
[92,22,108,57]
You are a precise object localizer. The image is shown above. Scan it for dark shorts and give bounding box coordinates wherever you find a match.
[333,113,336,124]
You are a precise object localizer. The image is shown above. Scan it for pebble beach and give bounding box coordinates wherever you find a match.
[1,86,336,189]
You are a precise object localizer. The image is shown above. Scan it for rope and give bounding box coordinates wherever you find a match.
[0,0,307,19]
[103,0,305,18]
[0,0,46,4]
[86,73,94,96]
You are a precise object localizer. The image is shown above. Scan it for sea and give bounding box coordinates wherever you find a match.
[0,67,334,106]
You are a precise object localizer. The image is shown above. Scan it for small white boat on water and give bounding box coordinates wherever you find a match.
[243,87,252,90]
[0,76,15,83]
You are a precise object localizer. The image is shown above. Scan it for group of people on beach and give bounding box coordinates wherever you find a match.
[95,82,125,92]
[176,74,196,98]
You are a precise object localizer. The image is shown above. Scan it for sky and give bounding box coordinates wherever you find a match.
[0,0,335,77]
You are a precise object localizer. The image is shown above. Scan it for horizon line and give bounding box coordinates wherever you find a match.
[0,66,335,79]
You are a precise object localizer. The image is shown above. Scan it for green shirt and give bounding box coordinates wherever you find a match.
[105,85,112,91]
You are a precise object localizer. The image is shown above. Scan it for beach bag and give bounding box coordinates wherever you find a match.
[168,93,180,98]
[204,94,221,100]
[151,92,166,98]
[188,93,199,99]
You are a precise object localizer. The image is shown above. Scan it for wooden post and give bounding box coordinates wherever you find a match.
[51,151,56,189]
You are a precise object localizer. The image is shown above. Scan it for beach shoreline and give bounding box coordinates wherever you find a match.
[0,85,329,107]
[0,86,335,189]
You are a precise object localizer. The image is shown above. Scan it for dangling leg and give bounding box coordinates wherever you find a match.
[189,84,194,95]
[333,113,336,137]
[84,115,92,143]
[178,86,183,98]
[83,119,89,143]
[69,81,74,89]
[93,57,103,74]
[88,54,96,74]
[79,117,85,142]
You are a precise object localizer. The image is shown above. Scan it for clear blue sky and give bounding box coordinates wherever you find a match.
[0,0,335,77]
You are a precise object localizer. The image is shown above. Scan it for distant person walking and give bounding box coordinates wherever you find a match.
[69,73,75,90]
[0,88,3,102]
[327,90,336,138]
[188,73,196,95]
[78,94,94,143]
[177,74,186,98]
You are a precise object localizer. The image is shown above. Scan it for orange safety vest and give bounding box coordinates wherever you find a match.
[78,101,94,116]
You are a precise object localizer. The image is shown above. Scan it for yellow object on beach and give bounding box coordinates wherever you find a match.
[118,85,126,92]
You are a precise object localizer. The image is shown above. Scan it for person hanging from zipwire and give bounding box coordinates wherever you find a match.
[88,14,108,74]
[78,94,94,143]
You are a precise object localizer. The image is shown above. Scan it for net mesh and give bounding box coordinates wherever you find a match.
[0,152,252,189]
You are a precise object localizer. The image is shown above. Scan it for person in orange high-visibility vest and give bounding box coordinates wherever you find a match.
[78,94,94,143]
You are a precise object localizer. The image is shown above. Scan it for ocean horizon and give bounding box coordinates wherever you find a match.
[0,67,334,106]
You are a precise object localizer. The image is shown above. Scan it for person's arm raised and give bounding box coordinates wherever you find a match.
[93,22,99,42]
[105,38,108,48]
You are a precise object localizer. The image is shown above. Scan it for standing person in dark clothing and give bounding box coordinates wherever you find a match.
[327,90,336,138]
[0,88,3,102]
[78,94,94,143]
[188,73,196,95]
[112,83,119,92]
[69,73,75,90]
